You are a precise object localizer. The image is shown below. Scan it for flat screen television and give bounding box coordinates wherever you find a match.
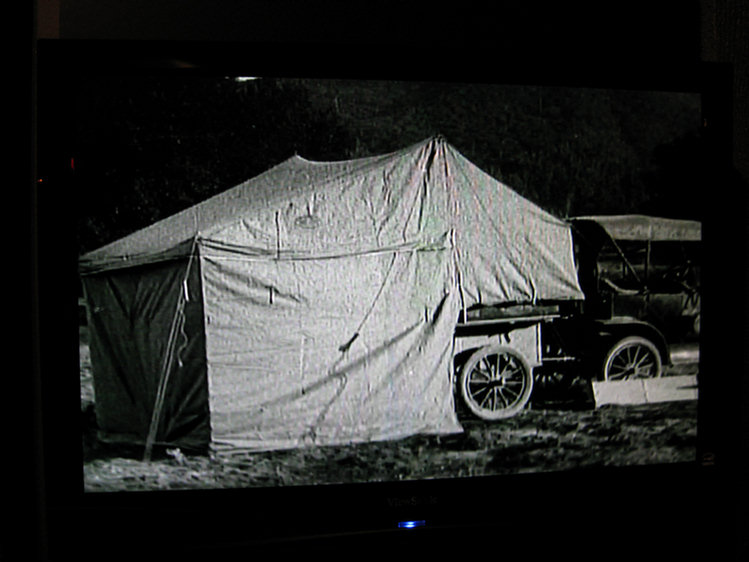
[32,39,741,558]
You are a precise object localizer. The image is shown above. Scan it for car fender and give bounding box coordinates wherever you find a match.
[590,316,671,366]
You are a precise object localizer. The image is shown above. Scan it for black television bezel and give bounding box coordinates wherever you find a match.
[33,39,741,558]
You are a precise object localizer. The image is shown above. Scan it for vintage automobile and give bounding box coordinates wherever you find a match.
[453,215,701,420]
[570,215,701,343]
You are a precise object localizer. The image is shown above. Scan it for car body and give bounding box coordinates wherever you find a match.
[569,214,701,343]
[453,215,701,419]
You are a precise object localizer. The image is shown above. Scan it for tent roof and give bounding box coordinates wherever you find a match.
[570,215,702,242]
[79,136,584,306]
[80,141,433,272]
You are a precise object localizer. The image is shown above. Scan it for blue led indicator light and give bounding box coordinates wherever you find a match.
[398,520,426,529]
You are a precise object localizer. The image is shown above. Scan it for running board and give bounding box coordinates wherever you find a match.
[592,375,698,407]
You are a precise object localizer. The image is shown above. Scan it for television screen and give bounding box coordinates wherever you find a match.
[34,39,740,558]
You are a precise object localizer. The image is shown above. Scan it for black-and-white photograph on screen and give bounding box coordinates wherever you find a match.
[75,76,703,492]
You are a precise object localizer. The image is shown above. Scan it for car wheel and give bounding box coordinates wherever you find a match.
[602,336,662,381]
[459,344,533,420]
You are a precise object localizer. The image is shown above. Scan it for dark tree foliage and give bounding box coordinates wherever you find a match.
[638,130,711,221]
[72,77,702,254]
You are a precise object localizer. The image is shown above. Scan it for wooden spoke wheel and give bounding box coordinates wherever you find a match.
[459,345,533,420]
[602,336,662,381]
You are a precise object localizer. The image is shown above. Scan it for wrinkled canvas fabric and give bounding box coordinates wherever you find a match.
[80,137,583,451]
[199,141,462,449]
[444,142,583,308]
[201,247,461,450]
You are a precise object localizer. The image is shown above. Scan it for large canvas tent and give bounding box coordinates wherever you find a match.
[80,137,583,452]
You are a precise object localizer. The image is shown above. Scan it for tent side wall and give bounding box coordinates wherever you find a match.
[82,255,210,450]
[199,243,463,451]
[197,139,464,451]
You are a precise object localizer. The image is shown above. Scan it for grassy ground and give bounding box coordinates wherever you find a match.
[79,330,698,493]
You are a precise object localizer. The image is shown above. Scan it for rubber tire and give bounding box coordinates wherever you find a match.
[602,336,662,381]
[459,344,533,420]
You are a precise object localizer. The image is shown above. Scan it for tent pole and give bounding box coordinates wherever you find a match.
[143,242,196,461]
[143,296,185,461]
